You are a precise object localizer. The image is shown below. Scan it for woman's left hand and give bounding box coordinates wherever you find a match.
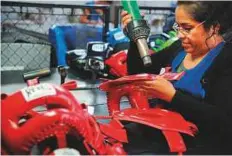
[134,76,176,102]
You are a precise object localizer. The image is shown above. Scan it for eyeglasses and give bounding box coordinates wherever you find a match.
[172,21,206,36]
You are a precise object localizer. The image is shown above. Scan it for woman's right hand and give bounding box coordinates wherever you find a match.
[121,10,132,29]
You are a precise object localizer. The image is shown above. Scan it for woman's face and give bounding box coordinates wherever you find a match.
[175,5,210,55]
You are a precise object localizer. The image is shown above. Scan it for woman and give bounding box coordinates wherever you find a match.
[121,1,232,154]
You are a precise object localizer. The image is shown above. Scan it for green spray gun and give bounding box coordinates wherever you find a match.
[121,0,152,66]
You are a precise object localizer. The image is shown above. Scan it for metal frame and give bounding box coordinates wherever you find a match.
[1,1,111,41]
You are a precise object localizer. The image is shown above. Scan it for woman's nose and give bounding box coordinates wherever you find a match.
[177,31,186,40]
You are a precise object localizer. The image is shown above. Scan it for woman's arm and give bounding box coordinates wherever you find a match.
[171,78,232,122]
[170,53,232,135]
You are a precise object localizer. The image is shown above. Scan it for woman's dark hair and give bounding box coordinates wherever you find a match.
[177,1,232,39]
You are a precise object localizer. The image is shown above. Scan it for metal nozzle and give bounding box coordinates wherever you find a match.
[136,38,152,66]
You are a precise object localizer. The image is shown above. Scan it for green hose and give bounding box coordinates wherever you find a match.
[121,0,141,20]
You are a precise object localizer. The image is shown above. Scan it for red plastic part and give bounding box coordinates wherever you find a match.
[105,50,128,77]
[1,83,126,155]
[2,72,197,155]
[99,73,197,154]
[61,80,77,90]
[99,73,185,115]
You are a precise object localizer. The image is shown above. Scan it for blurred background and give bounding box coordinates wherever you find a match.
[1,0,177,80]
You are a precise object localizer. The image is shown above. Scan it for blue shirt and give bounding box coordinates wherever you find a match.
[171,42,225,99]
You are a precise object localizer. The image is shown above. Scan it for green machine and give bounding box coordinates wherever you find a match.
[149,31,179,53]
[121,0,152,66]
